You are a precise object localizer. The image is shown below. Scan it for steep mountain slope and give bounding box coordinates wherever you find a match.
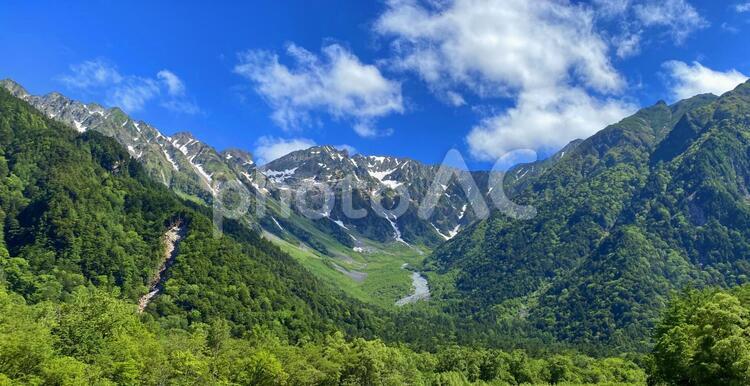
[0,86,385,341]
[0,79,504,307]
[262,145,490,246]
[427,81,750,349]
[1,79,489,248]
[0,79,237,202]
[504,138,583,195]
[0,82,586,356]
[0,79,486,245]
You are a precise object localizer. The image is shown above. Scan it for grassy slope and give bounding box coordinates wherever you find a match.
[264,221,430,308]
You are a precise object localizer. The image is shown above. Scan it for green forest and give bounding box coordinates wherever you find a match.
[0,79,644,385]
[428,82,750,353]
[3,78,750,384]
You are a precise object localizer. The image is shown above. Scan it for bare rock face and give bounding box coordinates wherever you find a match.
[138,221,186,313]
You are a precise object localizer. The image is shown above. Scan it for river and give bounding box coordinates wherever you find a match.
[395,266,431,306]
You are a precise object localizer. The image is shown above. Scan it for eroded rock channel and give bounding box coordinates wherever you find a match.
[138,221,186,312]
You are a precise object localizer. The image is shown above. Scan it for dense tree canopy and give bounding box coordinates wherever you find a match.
[650,285,750,386]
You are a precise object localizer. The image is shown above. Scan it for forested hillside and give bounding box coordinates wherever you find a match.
[427,80,750,350]
[0,286,647,385]
[0,79,651,385]
[0,79,492,310]
[4,67,750,384]
[0,86,385,341]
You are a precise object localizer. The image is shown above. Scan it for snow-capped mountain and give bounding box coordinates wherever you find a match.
[1,79,493,248]
[0,79,240,202]
[262,146,491,245]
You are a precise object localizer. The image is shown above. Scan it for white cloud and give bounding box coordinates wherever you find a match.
[736,2,750,12]
[591,0,706,60]
[108,78,160,112]
[353,122,393,138]
[157,70,186,96]
[161,99,201,115]
[663,61,748,100]
[60,60,199,114]
[376,0,625,95]
[254,136,317,164]
[614,31,642,58]
[234,43,403,137]
[467,86,635,160]
[376,0,633,160]
[593,0,631,17]
[721,22,740,34]
[335,144,358,155]
[59,59,123,89]
[633,0,708,44]
[445,91,466,107]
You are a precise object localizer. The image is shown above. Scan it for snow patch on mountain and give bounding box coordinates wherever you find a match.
[431,223,451,241]
[458,204,468,220]
[264,167,298,184]
[271,216,284,231]
[192,162,213,182]
[174,138,197,156]
[385,214,409,245]
[448,224,461,239]
[333,219,349,230]
[73,119,87,132]
[381,180,403,189]
[163,149,179,171]
[368,168,397,183]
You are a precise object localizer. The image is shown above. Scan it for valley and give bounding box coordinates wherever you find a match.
[3,1,750,383]
[0,78,476,309]
[2,77,750,384]
[265,227,431,308]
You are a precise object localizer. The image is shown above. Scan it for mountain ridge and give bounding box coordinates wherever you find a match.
[0,78,502,248]
[426,79,750,349]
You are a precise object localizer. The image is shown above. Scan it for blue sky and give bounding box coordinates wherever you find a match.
[1,0,749,169]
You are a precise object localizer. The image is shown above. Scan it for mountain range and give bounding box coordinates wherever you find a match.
[0,79,498,251]
[4,77,750,354]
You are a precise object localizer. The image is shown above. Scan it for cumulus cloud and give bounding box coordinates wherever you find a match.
[376,0,634,160]
[614,31,642,58]
[663,61,749,100]
[467,86,634,159]
[234,43,403,137]
[735,2,750,12]
[59,60,199,114]
[377,0,624,95]
[254,136,317,164]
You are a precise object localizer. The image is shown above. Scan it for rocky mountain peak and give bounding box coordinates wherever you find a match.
[0,78,30,99]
